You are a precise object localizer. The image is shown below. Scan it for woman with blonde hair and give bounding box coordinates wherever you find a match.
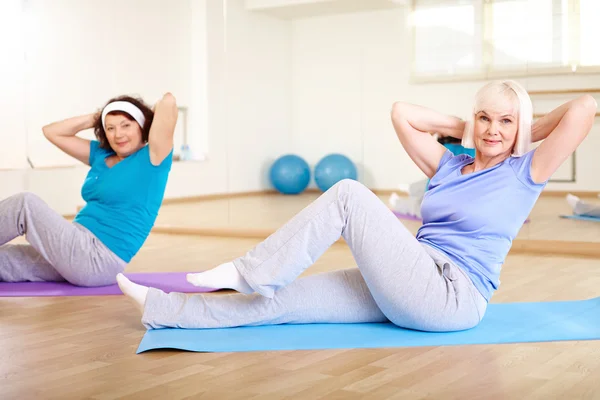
[118,80,596,332]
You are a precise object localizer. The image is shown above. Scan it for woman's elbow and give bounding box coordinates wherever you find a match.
[391,101,408,121]
[162,92,177,106]
[42,126,53,139]
[576,94,598,116]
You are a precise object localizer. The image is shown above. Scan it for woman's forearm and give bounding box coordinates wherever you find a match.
[531,96,597,143]
[392,102,466,139]
[42,113,96,138]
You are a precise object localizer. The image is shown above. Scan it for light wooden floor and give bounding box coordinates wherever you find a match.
[2,196,600,399]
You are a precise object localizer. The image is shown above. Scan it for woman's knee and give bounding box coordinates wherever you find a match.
[63,264,122,287]
[332,179,374,200]
[333,178,364,192]
[10,192,45,208]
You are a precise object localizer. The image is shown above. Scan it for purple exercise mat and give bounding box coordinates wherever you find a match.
[0,272,216,297]
[391,210,422,221]
[392,210,530,224]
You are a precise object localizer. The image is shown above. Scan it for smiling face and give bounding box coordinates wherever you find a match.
[104,112,145,158]
[461,80,533,160]
[472,105,519,160]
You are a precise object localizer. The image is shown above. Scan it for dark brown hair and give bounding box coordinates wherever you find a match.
[93,95,154,150]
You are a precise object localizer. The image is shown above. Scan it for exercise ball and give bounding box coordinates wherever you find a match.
[269,154,311,195]
[314,153,357,192]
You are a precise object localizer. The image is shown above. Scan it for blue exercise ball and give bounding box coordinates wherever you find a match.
[314,153,357,192]
[269,154,311,195]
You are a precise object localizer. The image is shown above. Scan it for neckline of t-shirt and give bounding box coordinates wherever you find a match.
[457,155,510,177]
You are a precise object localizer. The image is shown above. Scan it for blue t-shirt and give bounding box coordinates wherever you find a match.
[73,141,172,262]
[416,149,547,301]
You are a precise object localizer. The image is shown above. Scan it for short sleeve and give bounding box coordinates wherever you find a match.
[160,149,174,168]
[509,149,547,188]
[428,150,460,191]
[435,149,454,174]
[88,140,113,166]
[88,140,101,166]
[142,145,174,169]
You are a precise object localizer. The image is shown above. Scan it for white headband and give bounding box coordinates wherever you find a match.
[101,101,146,130]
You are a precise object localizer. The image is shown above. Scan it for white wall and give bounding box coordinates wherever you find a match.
[0,0,28,170]
[223,0,292,192]
[0,0,292,215]
[0,0,195,214]
[291,16,364,185]
[166,0,292,198]
[291,7,600,191]
[23,0,193,167]
[0,171,27,201]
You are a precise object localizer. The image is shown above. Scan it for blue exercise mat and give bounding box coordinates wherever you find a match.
[137,296,600,353]
[560,214,600,222]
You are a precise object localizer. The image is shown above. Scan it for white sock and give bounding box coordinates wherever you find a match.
[187,262,254,294]
[117,273,148,314]
[566,194,581,211]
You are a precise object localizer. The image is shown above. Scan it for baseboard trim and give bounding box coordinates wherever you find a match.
[539,190,599,198]
[67,187,598,217]
[161,190,279,205]
[509,239,600,258]
[157,188,599,204]
[151,226,274,239]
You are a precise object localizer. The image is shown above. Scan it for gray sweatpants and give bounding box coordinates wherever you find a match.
[143,180,487,332]
[0,192,126,286]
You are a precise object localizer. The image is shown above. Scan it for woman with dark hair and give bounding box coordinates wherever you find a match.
[0,93,178,287]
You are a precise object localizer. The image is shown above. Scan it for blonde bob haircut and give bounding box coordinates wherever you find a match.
[461,80,533,157]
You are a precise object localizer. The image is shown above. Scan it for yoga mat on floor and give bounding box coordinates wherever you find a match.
[391,210,422,222]
[137,296,600,353]
[560,214,600,222]
[0,272,215,297]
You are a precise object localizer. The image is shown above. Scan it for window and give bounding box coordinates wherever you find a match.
[491,0,558,70]
[412,1,482,76]
[173,107,193,162]
[412,0,597,81]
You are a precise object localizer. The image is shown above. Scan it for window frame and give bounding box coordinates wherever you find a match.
[410,0,600,83]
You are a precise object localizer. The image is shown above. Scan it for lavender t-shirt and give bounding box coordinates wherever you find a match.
[416,149,547,301]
